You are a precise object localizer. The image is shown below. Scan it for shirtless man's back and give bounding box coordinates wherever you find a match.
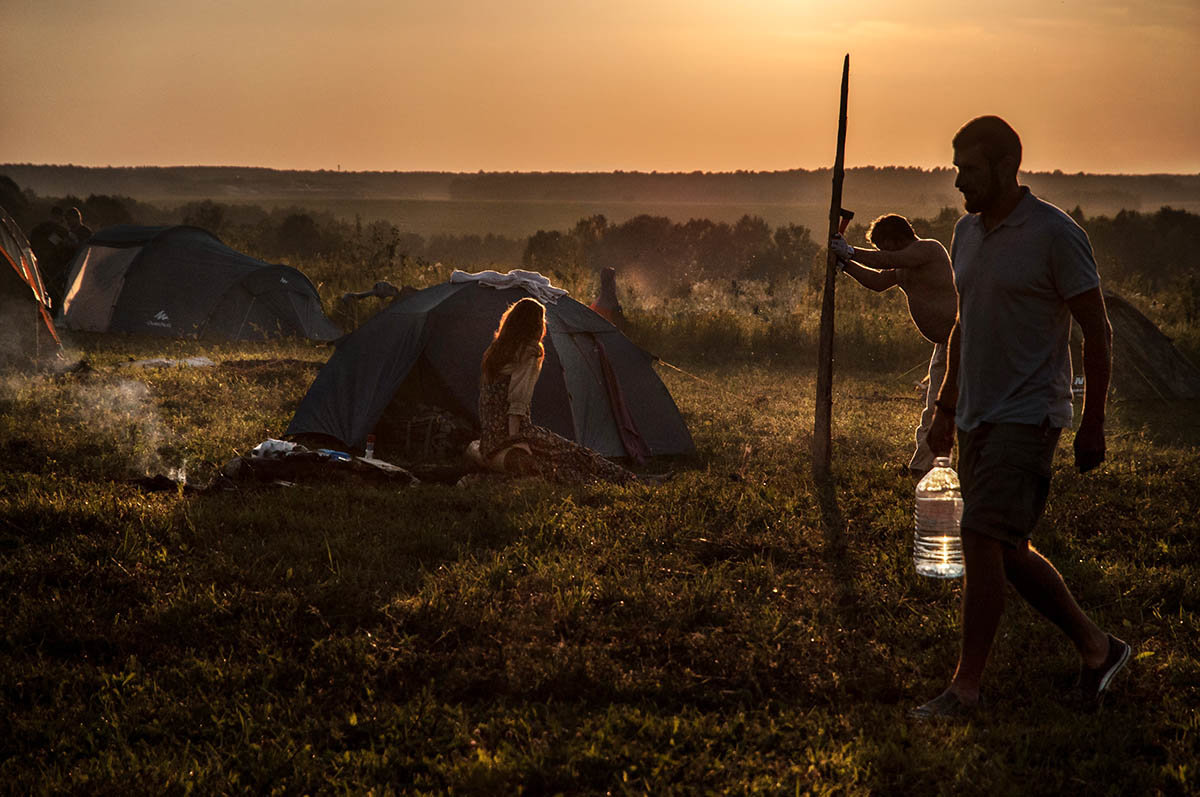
[831,214,957,475]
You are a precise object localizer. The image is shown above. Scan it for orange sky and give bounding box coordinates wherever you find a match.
[3,0,1197,174]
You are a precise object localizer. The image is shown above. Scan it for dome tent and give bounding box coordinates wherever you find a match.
[1,205,62,364]
[1070,291,1200,400]
[285,279,694,460]
[58,225,340,342]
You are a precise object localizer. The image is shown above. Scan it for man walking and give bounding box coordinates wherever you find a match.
[915,115,1129,718]
[830,215,957,475]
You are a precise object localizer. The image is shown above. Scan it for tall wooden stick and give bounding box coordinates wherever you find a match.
[812,54,849,480]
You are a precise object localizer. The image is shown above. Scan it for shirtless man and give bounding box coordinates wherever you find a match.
[830,215,957,475]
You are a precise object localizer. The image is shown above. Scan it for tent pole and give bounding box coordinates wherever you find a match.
[234,296,258,340]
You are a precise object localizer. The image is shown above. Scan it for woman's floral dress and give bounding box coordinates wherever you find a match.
[479,346,634,484]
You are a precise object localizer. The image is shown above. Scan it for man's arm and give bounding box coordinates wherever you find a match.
[840,260,899,292]
[1067,286,1112,473]
[925,318,961,457]
[838,238,944,270]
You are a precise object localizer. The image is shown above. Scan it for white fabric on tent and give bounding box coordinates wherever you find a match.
[449,269,568,305]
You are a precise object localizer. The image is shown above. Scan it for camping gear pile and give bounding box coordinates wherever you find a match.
[217,438,417,488]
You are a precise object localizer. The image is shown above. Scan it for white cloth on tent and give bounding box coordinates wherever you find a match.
[449,269,568,304]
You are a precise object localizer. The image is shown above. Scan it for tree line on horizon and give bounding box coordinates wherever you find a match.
[2,172,1196,318]
[2,163,1197,213]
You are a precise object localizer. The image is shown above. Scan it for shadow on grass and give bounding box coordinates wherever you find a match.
[180,482,535,607]
[1109,398,1200,447]
[816,475,856,609]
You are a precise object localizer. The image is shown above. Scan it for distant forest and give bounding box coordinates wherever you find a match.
[3,164,1198,218]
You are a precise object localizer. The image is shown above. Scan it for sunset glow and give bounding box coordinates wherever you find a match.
[3,0,1197,173]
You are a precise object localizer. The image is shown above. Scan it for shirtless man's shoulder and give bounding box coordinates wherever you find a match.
[909,237,950,260]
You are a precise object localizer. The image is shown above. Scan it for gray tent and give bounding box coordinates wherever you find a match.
[1098,291,1200,400]
[285,280,694,460]
[58,225,340,341]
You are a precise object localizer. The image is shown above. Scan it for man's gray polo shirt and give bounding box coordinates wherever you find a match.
[950,188,1100,432]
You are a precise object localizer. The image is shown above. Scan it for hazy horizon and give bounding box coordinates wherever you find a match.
[6,163,1197,178]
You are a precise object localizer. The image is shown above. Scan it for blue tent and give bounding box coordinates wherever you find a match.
[285,280,693,459]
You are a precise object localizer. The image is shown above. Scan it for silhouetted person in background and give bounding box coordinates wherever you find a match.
[831,214,957,476]
[28,206,72,309]
[333,280,413,332]
[65,206,92,249]
[590,267,627,329]
[914,115,1127,719]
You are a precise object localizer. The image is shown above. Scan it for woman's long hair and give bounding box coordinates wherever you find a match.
[481,298,546,382]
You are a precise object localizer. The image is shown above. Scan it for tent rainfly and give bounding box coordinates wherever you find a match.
[1094,291,1200,400]
[285,280,694,460]
[58,225,341,342]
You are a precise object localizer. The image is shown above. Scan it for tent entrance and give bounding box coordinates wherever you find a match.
[374,357,476,462]
[61,245,140,332]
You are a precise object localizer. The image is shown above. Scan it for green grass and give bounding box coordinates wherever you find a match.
[1,324,1197,794]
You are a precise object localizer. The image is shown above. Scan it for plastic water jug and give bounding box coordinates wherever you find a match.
[913,457,964,578]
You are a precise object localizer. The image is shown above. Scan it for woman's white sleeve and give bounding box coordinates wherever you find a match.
[507,354,541,416]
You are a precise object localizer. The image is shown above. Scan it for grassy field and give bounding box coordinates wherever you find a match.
[2,310,1198,794]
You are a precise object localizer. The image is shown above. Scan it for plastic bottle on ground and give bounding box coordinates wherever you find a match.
[364,434,376,459]
[913,456,964,578]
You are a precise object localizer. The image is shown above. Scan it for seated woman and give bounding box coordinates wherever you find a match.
[478,297,635,484]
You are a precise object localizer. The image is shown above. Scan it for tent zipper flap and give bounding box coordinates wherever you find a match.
[594,337,651,463]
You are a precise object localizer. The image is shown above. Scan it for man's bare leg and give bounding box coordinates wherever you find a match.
[909,344,945,475]
[1002,541,1109,667]
[944,528,1008,704]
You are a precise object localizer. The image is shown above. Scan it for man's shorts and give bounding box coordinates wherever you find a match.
[957,421,1062,547]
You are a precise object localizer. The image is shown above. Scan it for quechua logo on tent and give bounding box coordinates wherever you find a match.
[148,310,172,329]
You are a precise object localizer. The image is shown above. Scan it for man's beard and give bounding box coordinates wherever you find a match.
[961,168,1001,213]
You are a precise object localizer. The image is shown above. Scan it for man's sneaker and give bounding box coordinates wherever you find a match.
[1077,634,1131,709]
